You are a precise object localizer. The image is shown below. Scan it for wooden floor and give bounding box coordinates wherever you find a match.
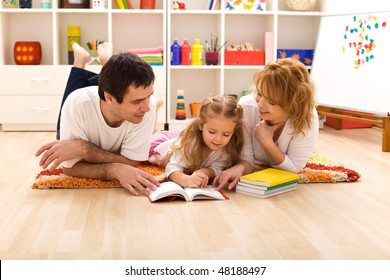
[0,125,389,260]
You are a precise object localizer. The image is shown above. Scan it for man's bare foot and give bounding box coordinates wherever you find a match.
[72,42,90,69]
[98,42,113,65]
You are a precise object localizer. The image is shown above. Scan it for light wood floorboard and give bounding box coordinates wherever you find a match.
[0,126,389,260]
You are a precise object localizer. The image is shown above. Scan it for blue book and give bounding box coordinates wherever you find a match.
[206,0,214,10]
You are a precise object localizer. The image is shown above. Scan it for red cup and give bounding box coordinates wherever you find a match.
[205,52,219,65]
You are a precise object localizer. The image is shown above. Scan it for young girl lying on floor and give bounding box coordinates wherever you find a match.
[149,95,244,188]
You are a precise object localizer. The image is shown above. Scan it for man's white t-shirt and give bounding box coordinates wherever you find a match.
[60,86,156,168]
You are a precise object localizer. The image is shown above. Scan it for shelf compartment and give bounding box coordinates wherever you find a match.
[57,12,109,65]
[168,68,221,121]
[112,13,164,51]
[1,12,53,65]
[224,68,257,98]
[224,13,274,55]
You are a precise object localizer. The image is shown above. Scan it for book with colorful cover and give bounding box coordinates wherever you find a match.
[239,168,300,187]
[236,182,297,196]
[206,0,214,10]
[236,186,296,199]
[237,179,299,191]
[148,181,229,202]
[225,0,266,11]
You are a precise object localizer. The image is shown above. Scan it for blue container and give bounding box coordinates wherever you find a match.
[277,49,314,66]
[171,39,181,65]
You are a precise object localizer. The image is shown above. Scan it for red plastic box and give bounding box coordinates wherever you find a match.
[224,50,265,65]
[325,111,373,129]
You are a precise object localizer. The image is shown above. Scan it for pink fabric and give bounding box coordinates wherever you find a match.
[128,45,164,55]
[149,129,182,157]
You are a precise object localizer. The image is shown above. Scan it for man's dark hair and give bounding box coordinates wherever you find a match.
[98,52,155,103]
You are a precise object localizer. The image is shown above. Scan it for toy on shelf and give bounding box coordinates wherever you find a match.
[14,41,42,65]
[175,89,186,120]
[91,0,105,9]
[67,26,80,65]
[172,1,185,10]
[3,0,17,8]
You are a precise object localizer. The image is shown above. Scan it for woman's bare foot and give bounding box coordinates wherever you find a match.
[98,42,113,65]
[154,98,164,132]
[72,42,90,69]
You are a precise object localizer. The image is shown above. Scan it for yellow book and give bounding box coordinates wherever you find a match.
[239,168,300,188]
[115,0,125,9]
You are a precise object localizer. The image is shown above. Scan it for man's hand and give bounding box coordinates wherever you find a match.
[113,164,160,196]
[35,140,82,171]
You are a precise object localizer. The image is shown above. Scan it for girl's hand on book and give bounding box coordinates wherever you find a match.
[186,172,209,188]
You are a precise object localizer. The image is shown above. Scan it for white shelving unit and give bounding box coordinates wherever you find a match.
[166,0,324,129]
[0,0,166,130]
[0,0,325,131]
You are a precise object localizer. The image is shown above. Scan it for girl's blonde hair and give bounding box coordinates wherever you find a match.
[254,58,315,134]
[172,95,244,172]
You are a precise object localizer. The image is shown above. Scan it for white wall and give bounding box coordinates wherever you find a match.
[322,0,390,14]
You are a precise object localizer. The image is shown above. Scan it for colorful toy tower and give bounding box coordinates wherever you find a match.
[175,89,186,120]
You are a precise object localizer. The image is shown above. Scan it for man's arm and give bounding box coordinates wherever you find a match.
[35,139,139,171]
[63,161,159,196]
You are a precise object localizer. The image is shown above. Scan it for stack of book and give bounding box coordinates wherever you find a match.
[236,168,300,198]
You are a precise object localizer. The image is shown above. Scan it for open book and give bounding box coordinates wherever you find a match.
[148,181,229,202]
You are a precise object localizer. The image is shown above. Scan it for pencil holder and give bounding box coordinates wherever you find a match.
[87,50,101,65]
[205,52,219,65]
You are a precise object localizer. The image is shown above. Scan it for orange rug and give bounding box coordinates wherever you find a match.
[32,154,360,189]
[32,162,165,189]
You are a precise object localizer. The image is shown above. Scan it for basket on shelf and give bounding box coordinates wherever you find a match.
[286,0,316,11]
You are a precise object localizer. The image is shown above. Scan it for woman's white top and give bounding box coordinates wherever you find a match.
[239,93,319,173]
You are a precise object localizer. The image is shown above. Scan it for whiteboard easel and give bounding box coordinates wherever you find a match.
[311,11,390,152]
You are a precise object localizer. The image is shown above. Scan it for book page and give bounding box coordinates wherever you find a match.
[185,186,227,201]
[148,181,188,202]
